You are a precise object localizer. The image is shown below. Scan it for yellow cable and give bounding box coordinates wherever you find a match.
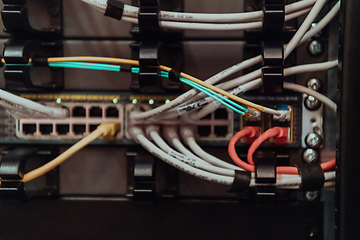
[48,57,139,66]
[2,56,265,111]
[158,65,265,112]
[22,123,120,183]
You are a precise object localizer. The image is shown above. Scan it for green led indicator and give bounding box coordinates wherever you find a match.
[56,98,61,104]
[165,99,171,104]
[149,99,154,105]
[113,98,119,104]
[132,99,138,104]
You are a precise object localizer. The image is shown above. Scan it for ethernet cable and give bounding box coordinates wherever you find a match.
[22,123,120,182]
[146,126,236,177]
[132,0,340,121]
[119,8,310,31]
[131,126,334,188]
[0,89,69,119]
[179,77,247,115]
[193,60,338,120]
[82,0,315,23]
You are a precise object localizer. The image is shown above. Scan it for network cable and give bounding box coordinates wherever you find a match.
[82,0,315,24]
[22,123,120,182]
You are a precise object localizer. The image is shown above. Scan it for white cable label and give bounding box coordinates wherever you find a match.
[168,150,199,168]
[176,98,209,115]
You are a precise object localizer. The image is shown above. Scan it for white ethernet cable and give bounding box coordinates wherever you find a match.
[130,126,235,185]
[146,126,236,177]
[284,82,337,113]
[0,90,68,118]
[193,60,338,120]
[132,1,339,122]
[131,126,336,188]
[82,0,315,23]
[120,8,310,31]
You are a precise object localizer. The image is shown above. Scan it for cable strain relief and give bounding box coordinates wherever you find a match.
[296,164,325,191]
[145,125,160,139]
[31,57,49,67]
[228,170,251,192]
[163,126,179,146]
[129,127,144,142]
[168,69,181,83]
[180,126,195,141]
[105,0,125,20]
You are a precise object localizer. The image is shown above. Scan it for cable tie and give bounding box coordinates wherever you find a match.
[228,170,251,192]
[120,65,132,72]
[31,57,49,67]
[168,69,181,83]
[105,0,125,20]
[296,164,325,191]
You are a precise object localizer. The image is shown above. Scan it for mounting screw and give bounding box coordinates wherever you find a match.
[303,149,319,163]
[305,132,323,149]
[308,40,324,56]
[305,191,319,201]
[305,96,322,111]
[307,78,323,92]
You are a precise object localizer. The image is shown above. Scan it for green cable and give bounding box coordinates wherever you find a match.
[180,77,245,115]
[46,62,246,114]
[49,62,121,71]
[180,77,247,113]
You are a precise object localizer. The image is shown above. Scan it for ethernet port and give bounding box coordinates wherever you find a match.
[40,124,53,135]
[214,108,228,120]
[23,124,36,135]
[90,107,102,118]
[106,107,119,118]
[56,124,69,135]
[214,126,228,137]
[89,124,99,132]
[201,113,212,120]
[72,107,86,117]
[73,124,86,135]
[197,126,211,137]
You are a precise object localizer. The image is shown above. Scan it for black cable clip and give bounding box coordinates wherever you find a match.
[255,151,277,207]
[1,0,61,37]
[3,39,63,92]
[0,147,59,203]
[133,153,157,205]
[261,0,285,93]
[297,164,325,191]
[138,0,161,35]
[138,41,162,92]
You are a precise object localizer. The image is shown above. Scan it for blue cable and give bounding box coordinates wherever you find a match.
[180,77,245,115]
[49,62,121,71]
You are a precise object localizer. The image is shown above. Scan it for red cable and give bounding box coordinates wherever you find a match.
[229,127,336,175]
[228,127,255,172]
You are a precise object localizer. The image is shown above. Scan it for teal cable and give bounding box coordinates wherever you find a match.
[49,62,121,71]
[180,77,247,113]
[180,77,245,115]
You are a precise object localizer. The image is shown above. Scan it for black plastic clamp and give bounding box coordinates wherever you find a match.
[138,0,161,35]
[133,153,157,205]
[255,151,277,207]
[1,0,61,37]
[3,39,63,92]
[261,0,285,93]
[135,0,162,92]
[0,147,59,203]
[137,41,162,92]
[297,164,325,191]
[229,170,251,193]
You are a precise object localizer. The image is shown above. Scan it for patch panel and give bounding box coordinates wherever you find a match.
[16,102,124,140]
[125,104,234,141]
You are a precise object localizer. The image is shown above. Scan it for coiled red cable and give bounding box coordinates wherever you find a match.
[228,127,336,174]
